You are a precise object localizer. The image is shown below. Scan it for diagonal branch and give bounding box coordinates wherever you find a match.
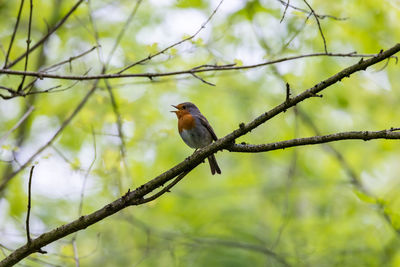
[303,0,327,53]
[0,43,399,267]
[138,167,194,205]
[279,0,290,23]
[40,46,99,73]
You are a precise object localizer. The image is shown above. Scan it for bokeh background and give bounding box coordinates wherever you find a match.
[1,0,400,266]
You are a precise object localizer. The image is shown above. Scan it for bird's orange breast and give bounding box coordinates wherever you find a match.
[178,113,196,132]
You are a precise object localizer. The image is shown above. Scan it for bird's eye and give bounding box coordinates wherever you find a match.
[182,105,186,109]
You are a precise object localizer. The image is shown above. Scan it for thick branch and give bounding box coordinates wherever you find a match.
[228,129,400,153]
[1,43,399,267]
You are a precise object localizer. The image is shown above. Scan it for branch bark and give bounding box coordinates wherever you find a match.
[0,51,396,83]
[1,43,399,267]
[228,129,400,153]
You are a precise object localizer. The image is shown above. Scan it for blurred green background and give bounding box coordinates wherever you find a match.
[1,0,400,266]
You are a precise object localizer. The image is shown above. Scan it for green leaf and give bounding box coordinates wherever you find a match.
[234,58,243,66]
[146,42,159,54]
[353,189,376,204]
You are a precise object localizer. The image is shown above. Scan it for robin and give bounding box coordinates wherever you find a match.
[171,102,221,175]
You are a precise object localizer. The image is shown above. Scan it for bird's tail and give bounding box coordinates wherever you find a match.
[207,154,221,175]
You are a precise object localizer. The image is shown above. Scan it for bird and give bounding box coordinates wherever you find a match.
[171,102,221,175]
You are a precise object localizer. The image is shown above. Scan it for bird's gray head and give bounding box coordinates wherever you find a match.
[171,102,201,114]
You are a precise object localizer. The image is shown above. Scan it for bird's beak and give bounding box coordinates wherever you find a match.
[170,105,178,113]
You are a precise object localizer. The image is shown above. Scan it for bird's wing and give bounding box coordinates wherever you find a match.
[197,115,218,141]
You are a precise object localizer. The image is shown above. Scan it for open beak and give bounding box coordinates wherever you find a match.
[170,105,179,113]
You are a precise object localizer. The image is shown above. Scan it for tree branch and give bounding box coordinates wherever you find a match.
[0,50,397,83]
[279,0,290,23]
[25,166,34,244]
[303,0,328,53]
[228,129,400,153]
[275,0,347,20]
[1,43,399,267]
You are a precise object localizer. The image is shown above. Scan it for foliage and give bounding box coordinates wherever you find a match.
[0,0,400,266]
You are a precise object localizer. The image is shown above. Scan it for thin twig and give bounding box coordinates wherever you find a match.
[3,0,25,68]
[25,166,47,254]
[285,82,291,102]
[41,46,99,73]
[17,0,33,92]
[26,166,34,244]
[138,168,194,205]
[117,0,224,74]
[190,72,215,86]
[17,46,98,99]
[280,0,290,23]
[22,79,83,98]
[275,0,347,20]
[281,13,312,51]
[303,0,328,53]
